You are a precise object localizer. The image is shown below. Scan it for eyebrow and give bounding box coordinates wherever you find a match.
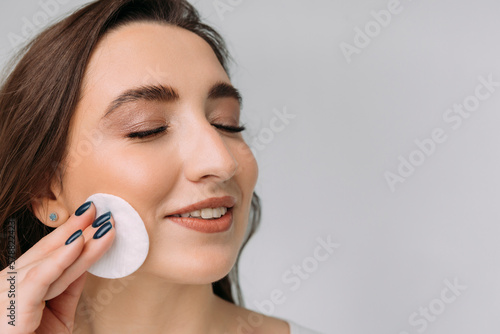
[103,85,179,118]
[102,81,242,119]
[208,81,243,106]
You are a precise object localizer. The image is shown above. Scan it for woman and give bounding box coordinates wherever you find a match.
[0,0,322,333]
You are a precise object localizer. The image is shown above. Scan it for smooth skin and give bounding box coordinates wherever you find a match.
[1,22,290,333]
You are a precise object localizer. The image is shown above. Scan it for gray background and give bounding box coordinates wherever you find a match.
[1,1,500,333]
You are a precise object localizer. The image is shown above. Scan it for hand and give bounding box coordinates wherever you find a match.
[0,202,115,334]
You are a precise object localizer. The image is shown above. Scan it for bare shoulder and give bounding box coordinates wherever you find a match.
[262,317,290,334]
[237,309,290,334]
[214,296,290,334]
[253,313,290,334]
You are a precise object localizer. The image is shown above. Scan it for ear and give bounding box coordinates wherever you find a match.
[31,174,70,228]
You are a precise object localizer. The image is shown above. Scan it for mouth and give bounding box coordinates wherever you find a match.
[164,196,236,233]
[166,207,234,233]
[165,196,236,219]
[168,206,231,220]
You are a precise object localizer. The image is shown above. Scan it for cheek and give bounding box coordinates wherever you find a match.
[62,139,179,223]
[230,140,259,241]
[234,140,259,198]
[99,153,169,195]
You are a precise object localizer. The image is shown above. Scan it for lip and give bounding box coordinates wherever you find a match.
[165,196,236,216]
[164,196,236,234]
[167,209,233,233]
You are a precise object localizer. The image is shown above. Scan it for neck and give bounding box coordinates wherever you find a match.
[74,272,228,334]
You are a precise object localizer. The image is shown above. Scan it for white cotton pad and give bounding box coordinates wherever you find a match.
[85,193,149,279]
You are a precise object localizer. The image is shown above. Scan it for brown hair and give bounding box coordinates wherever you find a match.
[0,0,260,307]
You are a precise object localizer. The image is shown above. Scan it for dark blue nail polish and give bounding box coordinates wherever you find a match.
[92,212,111,228]
[65,229,82,245]
[75,201,92,216]
[93,221,112,239]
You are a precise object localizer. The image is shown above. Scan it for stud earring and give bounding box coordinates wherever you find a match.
[49,212,58,222]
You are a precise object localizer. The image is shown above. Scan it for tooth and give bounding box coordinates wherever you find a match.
[212,208,222,218]
[221,207,227,215]
[201,208,213,219]
[181,213,190,218]
[190,210,201,218]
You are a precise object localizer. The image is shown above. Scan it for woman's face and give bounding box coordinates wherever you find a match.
[57,22,258,283]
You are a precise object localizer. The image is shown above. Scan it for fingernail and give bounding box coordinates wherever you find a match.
[93,221,112,239]
[92,212,111,228]
[75,201,92,216]
[65,229,82,245]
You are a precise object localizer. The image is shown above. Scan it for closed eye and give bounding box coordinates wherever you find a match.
[212,123,246,133]
[127,123,245,139]
[127,125,168,139]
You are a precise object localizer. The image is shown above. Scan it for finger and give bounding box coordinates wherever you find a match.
[18,232,85,310]
[14,201,96,269]
[80,211,114,243]
[45,272,88,332]
[44,216,115,300]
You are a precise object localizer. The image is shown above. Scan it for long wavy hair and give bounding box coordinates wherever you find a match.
[0,0,260,307]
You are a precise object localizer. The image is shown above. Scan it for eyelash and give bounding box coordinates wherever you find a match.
[212,123,246,133]
[127,123,246,139]
[127,126,169,139]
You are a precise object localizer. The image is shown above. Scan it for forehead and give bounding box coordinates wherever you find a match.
[79,22,228,111]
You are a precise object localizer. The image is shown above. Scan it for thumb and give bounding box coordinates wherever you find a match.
[43,272,87,332]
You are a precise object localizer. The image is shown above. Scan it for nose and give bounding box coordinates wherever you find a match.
[181,115,238,183]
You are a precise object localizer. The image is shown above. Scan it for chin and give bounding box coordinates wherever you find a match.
[140,246,239,284]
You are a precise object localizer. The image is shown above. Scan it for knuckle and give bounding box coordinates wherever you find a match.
[23,265,42,283]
